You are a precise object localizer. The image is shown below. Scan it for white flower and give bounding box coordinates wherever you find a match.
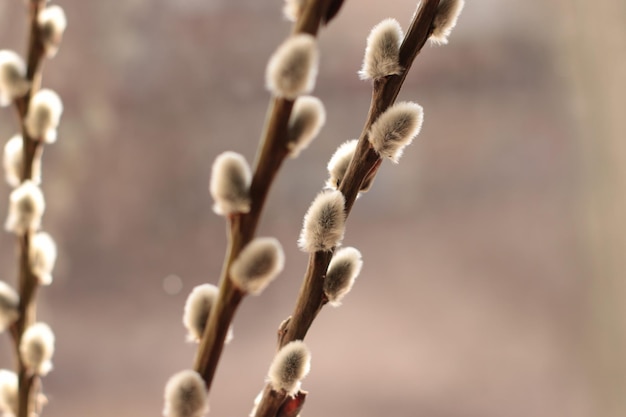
[29,231,57,285]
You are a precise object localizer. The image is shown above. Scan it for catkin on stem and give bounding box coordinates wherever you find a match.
[38,5,67,58]
[19,322,55,376]
[29,231,57,286]
[230,237,285,295]
[324,247,363,306]
[298,190,346,252]
[0,50,29,107]
[183,284,233,343]
[163,370,208,417]
[286,96,326,158]
[0,370,18,417]
[25,89,63,143]
[267,341,311,397]
[359,19,404,80]
[430,0,465,45]
[5,180,45,235]
[266,34,319,99]
[368,101,423,163]
[209,151,252,216]
[0,282,19,332]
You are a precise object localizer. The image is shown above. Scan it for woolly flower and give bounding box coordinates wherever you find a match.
[5,180,45,235]
[286,95,326,158]
[268,341,311,397]
[0,281,19,333]
[0,50,30,106]
[4,134,42,188]
[182,284,234,344]
[430,0,465,45]
[38,5,67,58]
[230,237,285,295]
[266,34,319,99]
[283,0,304,21]
[209,151,252,216]
[25,89,63,143]
[324,247,363,306]
[29,231,57,286]
[368,101,423,163]
[359,19,404,80]
[298,190,345,252]
[20,322,55,376]
[163,370,208,417]
[0,369,18,417]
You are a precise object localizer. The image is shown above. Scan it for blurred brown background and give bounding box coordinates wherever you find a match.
[1,1,625,416]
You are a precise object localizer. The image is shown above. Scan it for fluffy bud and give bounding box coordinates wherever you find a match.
[20,322,55,376]
[286,96,326,158]
[325,139,372,192]
[298,190,346,252]
[209,151,252,216]
[5,180,45,235]
[283,0,304,21]
[38,5,67,58]
[182,284,234,343]
[0,370,18,416]
[368,101,423,163]
[324,247,363,306]
[266,34,319,99]
[268,341,311,397]
[163,370,208,417]
[3,134,42,187]
[230,237,285,295]
[29,231,57,286]
[0,282,19,333]
[359,19,403,80]
[430,0,465,45]
[0,50,30,106]
[25,89,63,143]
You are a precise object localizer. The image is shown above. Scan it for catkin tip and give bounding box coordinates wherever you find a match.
[268,341,311,396]
[287,95,326,158]
[368,101,423,163]
[5,180,45,235]
[430,0,465,45]
[298,190,346,252]
[163,370,209,417]
[324,247,363,306]
[19,322,55,376]
[266,34,319,99]
[25,89,63,143]
[209,151,252,216]
[230,237,285,295]
[359,19,404,80]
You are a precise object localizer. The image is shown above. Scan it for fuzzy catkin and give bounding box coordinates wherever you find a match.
[210,151,252,216]
[368,101,423,163]
[38,5,67,58]
[287,95,326,158]
[359,19,404,80]
[0,369,18,416]
[5,180,45,235]
[20,322,55,376]
[266,34,319,99]
[430,0,465,45]
[298,190,346,252]
[229,237,285,295]
[29,231,57,286]
[0,281,19,333]
[25,89,63,143]
[0,50,29,107]
[182,284,232,343]
[324,247,363,306]
[326,139,357,189]
[267,341,311,396]
[283,0,304,21]
[163,370,208,417]
[3,135,43,187]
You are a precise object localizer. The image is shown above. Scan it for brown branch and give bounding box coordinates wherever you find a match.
[192,0,335,392]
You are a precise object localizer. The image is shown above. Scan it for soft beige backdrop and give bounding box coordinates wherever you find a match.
[0,1,624,417]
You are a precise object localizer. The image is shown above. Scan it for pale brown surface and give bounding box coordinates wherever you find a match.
[0,1,622,417]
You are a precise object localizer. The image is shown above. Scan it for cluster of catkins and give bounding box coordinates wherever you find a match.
[0,3,66,416]
[163,0,464,416]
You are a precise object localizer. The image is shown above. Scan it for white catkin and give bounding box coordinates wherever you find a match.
[3,134,43,188]
[324,247,363,306]
[5,180,45,235]
[182,284,232,343]
[20,322,55,376]
[287,95,326,158]
[266,34,319,99]
[268,341,311,397]
[0,369,18,416]
[29,231,57,286]
[283,0,305,21]
[359,19,404,80]
[25,89,63,143]
[298,190,346,252]
[368,101,423,163]
[38,5,67,58]
[163,370,208,417]
[430,0,465,45]
[229,237,285,295]
[0,50,29,107]
[0,281,19,333]
[210,151,252,216]
[326,139,357,189]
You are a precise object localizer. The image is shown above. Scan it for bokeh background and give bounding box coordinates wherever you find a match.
[1,1,625,416]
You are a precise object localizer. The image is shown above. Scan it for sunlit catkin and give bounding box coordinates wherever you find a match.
[0,50,29,107]
[0,369,18,416]
[298,190,345,252]
[430,0,465,45]
[5,180,45,235]
[25,88,63,143]
[324,247,363,306]
[266,34,319,99]
[29,231,57,286]
[359,19,403,80]
[3,134,42,187]
[230,237,285,295]
[19,322,55,376]
[0,281,19,332]
[163,370,208,417]
[182,284,232,343]
[287,95,326,158]
[368,101,423,163]
[38,5,67,58]
[209,151,252,216]
[267,340,311,397]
